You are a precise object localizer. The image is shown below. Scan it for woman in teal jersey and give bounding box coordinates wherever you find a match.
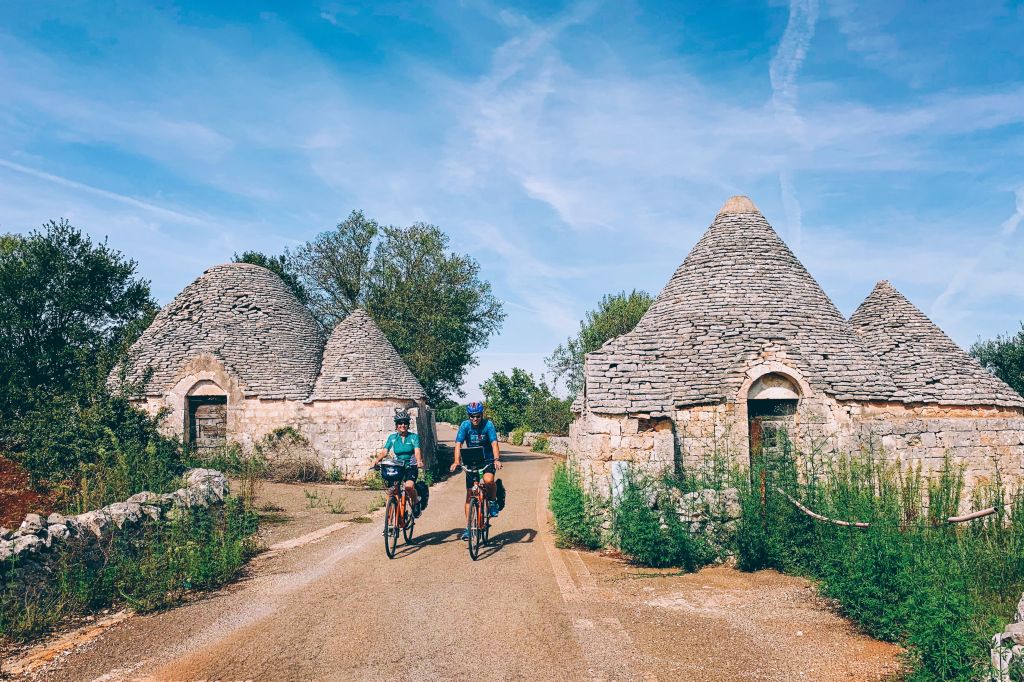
[370,411,424,514]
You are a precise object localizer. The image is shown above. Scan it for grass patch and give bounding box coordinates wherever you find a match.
[351,516,373,524]
[531,435,549,453]
[0,498,259,643]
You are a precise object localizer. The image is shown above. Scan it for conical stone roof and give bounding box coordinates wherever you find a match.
[583,197,898,414]
[850,281,1024,408]
[310,309,425,401]
[124,263,325,400]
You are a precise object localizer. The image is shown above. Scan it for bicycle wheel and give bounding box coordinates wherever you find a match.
[384,496,399,559]
[468,499,482,560]
[402,494,416,544]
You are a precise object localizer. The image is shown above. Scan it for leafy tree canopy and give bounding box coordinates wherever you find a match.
[0,220,175,485]
[232,250,309,304]
[547,289,653,398]
[290,211,505,404]
[0,220,156,421]
[481,368,572,435]
[969,323,1024,398]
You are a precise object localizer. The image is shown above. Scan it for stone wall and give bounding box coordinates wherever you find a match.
[136,354,436,480]
[570,399,1024,494]
[0,469,229,585]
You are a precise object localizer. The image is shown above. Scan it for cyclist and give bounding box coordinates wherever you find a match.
[450,401,502,539]
[370,410,424,516]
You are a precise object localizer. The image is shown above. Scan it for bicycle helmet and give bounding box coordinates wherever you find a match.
[466,401,485,416]
[393,410,411,425]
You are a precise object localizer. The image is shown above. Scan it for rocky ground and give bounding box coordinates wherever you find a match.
[2,427,902,681]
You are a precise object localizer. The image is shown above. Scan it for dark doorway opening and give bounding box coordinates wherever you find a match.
[748,398,797,479]
[187,395,227,452]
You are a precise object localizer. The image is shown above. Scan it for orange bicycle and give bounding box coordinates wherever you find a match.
[462,463,491,560]
[376,460,417,559]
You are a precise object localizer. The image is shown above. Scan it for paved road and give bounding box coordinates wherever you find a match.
[29,437,633,681]
[18,429,898,681]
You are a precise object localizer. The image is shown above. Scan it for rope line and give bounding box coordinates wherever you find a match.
[774,487,1008,528]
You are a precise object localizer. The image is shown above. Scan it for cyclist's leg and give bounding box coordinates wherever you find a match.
[482,465,497,501]
[404,467,419,507]
[464,470,477,519]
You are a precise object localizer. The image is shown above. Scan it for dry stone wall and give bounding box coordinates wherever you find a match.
[0,469,229,589]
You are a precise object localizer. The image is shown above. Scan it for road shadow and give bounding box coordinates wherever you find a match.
[392,527,464,558]
[499,452,549,462]
[476,528,537,560]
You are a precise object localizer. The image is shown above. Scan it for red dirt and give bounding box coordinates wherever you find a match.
[0,455,59,528]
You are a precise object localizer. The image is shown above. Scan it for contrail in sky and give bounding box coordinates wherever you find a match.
[769,0,819,253]
[0,158,205,225]
[932,187,1024,320]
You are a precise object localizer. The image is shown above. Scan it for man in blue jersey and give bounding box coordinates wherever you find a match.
[450,402,502,539]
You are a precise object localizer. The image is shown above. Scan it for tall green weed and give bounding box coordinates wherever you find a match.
[736,443,1024,681]
[549,462,602,549]
[613,468,715,570]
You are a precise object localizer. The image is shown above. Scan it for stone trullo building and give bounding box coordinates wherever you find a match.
[119,262,434,476]
[570,196,1024,491]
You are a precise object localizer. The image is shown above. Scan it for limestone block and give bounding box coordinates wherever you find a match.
[70,510,112,538]
[19,514,46,536]
[127,491,165,506]
[103,502,145,529]
[13,534,43,555]
[47,524,71,542]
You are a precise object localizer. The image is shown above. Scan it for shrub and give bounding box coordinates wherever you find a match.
[612,469,714,571]
[531,435,549,453]
[549,462,601,549]
[254,427,324,482]
[510,426,527,446]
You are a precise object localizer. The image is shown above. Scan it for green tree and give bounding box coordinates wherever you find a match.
[969,324,1024,397]
[547,290,653,398]
[232,250,309,304]
[291,212,505,404]
[0,220,156,422]
[481,368,572,435]
[481,368,539,434]
[0,220,181,485]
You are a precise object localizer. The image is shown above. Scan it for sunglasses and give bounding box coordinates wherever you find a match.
[469,415,482,419]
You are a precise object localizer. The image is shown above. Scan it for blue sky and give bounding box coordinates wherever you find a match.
[1,1,1023,400]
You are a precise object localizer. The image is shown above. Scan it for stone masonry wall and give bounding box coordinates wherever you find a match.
[570,400,1024,494]
[140,380,435,480]
[0,469,229,593]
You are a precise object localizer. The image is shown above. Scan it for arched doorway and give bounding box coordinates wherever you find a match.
[747,372,800,467]
[185,380,227,452]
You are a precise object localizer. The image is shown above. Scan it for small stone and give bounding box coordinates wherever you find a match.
[1006,622,1024,646]
[13,534,43,555]
[126,491,163,505]
[19,513,46,536]
[47,524,71,542]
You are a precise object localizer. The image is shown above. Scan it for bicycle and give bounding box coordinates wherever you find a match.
[375,460,418,559]
[461,463,492,561]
